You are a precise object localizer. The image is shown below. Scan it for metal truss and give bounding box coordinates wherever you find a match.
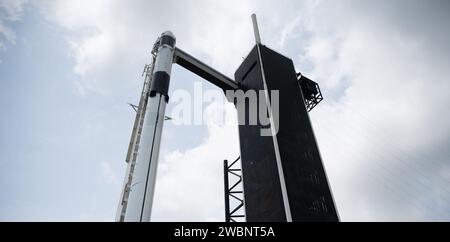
[297,73,324,112]
[224,156,245,222]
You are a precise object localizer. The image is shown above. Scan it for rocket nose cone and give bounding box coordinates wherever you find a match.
[161,31,175,40]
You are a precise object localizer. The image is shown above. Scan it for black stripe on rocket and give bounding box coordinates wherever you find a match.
[160,34,175,48]
[150,33,176,102]
[150,71,170,102]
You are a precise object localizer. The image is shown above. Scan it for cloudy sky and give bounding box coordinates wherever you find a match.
[1,0,449,221]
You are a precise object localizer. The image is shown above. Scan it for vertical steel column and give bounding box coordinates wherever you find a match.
[224,157,245,222]
[224,160,231,222]
[124,31,176,222]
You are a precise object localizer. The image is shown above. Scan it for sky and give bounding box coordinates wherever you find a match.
[0,0,449,221]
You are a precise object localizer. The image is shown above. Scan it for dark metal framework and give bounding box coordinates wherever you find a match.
[297,73,323,112]
[224,157,245,222]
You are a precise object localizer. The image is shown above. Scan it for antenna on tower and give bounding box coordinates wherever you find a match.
[251,14,262,44]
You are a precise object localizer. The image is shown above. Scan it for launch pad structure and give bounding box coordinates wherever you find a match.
[116,14,339,222]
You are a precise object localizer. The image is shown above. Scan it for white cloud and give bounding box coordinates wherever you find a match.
[300,0,450,221]
[100,161,119,185]
[38,0,256,96]
[0,0,28,51]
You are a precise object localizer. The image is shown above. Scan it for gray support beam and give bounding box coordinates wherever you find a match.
[174,47,239,91]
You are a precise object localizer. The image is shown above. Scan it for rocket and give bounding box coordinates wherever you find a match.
[124,31,176,222]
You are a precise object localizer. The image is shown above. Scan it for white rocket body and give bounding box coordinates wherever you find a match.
[124,31,176,222]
